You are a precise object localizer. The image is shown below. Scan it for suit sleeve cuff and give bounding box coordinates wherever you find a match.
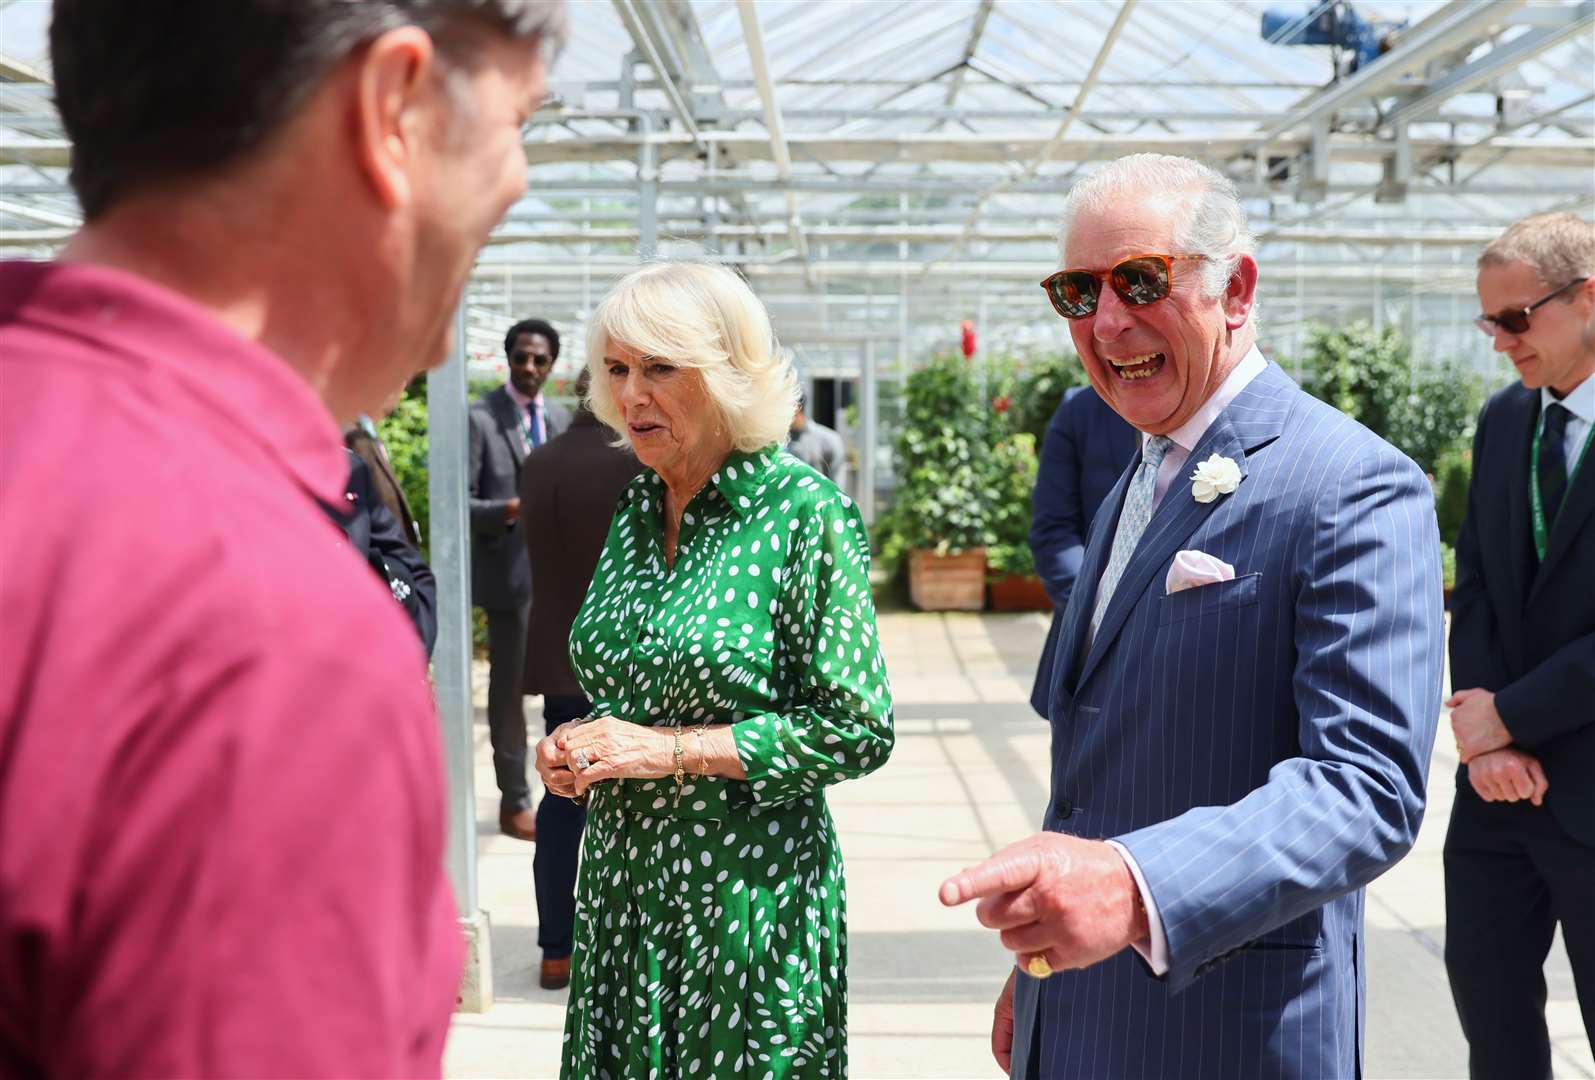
[1106,839,1169,976]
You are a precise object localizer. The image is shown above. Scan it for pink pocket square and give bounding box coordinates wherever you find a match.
[1166,549,1236,594]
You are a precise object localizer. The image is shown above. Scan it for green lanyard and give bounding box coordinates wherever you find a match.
[1530,410,1595,562]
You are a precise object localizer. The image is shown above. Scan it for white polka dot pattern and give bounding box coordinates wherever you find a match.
[559,446,895,1078]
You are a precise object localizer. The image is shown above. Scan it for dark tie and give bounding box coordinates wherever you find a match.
[1539,402,1570,527]
[527,401,544,448]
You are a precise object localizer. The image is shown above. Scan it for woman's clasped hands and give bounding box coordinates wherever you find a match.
[534,716,676,799]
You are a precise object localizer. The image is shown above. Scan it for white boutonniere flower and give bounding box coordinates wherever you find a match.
[1190,454,1242,504]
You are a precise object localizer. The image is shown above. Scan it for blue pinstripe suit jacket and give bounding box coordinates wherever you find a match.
[1014,363,1445,1080]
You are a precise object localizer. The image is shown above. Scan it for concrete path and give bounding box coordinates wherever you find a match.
[445,612,1592,1080]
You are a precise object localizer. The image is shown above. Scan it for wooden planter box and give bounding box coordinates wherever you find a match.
[988,573,1053,612]
[907,547,988,611]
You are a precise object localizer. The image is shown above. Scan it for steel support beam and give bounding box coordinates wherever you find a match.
[1248,0,1530,149]
[428,304,493,1013]
[1387,0,1595,129]
[736,0,810,278]
[611,0,701,143]
[929,0,1138,271]
[944,0,995,109]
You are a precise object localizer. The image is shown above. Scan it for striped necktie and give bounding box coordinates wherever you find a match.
[527,401,544,448]
[1090,435,1175,641]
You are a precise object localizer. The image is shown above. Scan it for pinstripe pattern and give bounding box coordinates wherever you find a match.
[1013,363,1444,1080]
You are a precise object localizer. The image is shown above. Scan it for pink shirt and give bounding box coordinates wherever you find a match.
[0,261,462,1077]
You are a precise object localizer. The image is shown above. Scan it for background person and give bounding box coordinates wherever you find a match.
[785,388,850,490]
[332,448,439,656]
[533,262,894,1078]
[1445,211,1595,1080]
[346,384,423,547]
[0,1,564,1075]
[518,369,645,991]
[469,317,572,841]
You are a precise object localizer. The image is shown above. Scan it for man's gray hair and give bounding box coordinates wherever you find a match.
[1478,212,1595,286]
[1058,154,1256,300]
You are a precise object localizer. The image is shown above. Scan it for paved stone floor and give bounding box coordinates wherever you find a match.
[445,611,1592,1079]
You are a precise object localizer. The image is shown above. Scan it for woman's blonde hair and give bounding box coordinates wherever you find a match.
[585,261,798,452]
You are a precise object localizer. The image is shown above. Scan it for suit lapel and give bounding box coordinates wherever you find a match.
[490,387,528,467]
[1530,420,1595,603]
[1073,364,1293,694]
[1501,391,1537,613]
[1055,464,1135,700]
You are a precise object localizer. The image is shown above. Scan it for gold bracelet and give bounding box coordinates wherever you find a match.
[692,725,708,778]
[672,728,686,808]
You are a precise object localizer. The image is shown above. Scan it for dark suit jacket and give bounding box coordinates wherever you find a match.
[327,450,437,655]
[345,424,420,547]
[1028,385,1138,716]
[467,385,571,611]
[519,410,646,696]
[1449,381,1595,846]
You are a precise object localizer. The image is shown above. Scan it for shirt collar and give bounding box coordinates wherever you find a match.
[1147,345,1268,454]
[709,446,778,516]
[623,445,778,519]
[1541,370,1595,425]
[504,381,542,410]
[2,259,347,506]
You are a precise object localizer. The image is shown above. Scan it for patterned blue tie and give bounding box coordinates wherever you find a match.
[1090,434,1175,641]
[527,401,544,448]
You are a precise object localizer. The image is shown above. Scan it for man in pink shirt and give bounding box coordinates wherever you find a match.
[0,1,565,1076]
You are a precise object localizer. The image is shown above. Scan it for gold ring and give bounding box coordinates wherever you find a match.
[1026,956,1053,979]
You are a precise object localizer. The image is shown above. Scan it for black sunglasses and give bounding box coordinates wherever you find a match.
[1474,277,1588,336]
[1040,254,1208,320]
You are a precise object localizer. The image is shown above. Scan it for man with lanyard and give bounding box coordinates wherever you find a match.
[1446,211,1595,1079]
[468,318,571,841]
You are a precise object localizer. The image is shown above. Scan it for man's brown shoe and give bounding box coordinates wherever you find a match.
[499,807,536,841]
[540,957,571,990]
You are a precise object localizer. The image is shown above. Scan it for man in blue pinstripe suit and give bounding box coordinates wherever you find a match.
[941,154,1445,1079]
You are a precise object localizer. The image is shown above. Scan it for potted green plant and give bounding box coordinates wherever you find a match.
[984,429,1051,611]
[877,353,997,610]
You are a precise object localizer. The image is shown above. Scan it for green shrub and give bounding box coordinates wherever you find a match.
[1440,541,1457,592]
[1010,352,1087,451]
[875,353,1001,569]
[377,389,431,556]
[985,432,1038,578]
[1296,321,1482,474]
[1435,448,1472,548]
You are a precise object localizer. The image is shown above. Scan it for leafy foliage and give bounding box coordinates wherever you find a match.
[377,390,431,557]
[1295,321,1483,474]
[1434,447,1472,548]
[876,353,1002,568]
[984,432,1039,578]
[1009,352,1088,451]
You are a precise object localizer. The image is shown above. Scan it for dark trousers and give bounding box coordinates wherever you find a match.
[1445,784,1595,1080]
[484,603,532,813]
[534,693,591,959]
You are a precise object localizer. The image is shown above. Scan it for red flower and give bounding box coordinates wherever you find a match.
[992,395,1012,414]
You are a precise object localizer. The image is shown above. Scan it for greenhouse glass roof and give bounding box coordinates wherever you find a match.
[3,0,1592,379]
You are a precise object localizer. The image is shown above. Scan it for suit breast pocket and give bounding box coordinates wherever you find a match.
[1156,572,1261,626]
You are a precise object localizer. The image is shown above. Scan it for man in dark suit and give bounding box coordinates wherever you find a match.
[519,370,645,990]
[1028,384,1138,718]
[469,318,572,840]
[346,391,421,547]
[330,449,437,656]
[1446,211,1595,1079]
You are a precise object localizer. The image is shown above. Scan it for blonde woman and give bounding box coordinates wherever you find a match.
[534,261,894,1078]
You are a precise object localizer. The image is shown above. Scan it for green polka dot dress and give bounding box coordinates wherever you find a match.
[560,446,895,1079]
